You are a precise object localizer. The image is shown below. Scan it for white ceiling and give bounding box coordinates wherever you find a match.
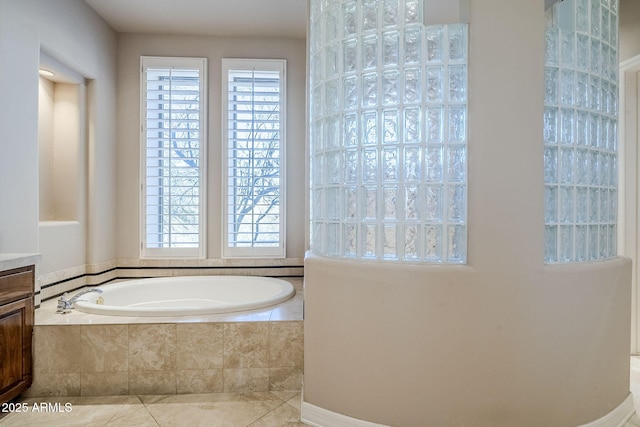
[83,0,308,39]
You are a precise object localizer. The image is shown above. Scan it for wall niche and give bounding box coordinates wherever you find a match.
[38,51,86,222]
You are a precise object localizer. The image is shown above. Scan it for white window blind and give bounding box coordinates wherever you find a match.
[141,57,207,258]
[223,59,286,258]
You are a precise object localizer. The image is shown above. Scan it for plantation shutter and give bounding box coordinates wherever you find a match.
[142,57,207,258]
[223,59,286,258]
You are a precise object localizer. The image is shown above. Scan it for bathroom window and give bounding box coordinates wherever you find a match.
[543,0,618,263]
[141,57,207,258]
[222,59,286,258]
[308,0,468,263]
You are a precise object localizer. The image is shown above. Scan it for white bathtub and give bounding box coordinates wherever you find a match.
[73,276,295,316]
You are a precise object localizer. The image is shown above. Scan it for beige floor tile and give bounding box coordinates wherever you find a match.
[631,357,640,427]
[7,351,639,426]
[251,391,305,427]
[141,393,283,427]
[627,356,640,427]
[626,413,640,427]
[248,401,305,426]
[104,406,160,426]
[139,392,281,405]
[0,396,144,427]
[632,356,640,413]
[269,390,298,402]
[284,393,302,411]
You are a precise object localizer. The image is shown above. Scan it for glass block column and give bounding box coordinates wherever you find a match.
[544,0,618,263]
[309,0,468,263]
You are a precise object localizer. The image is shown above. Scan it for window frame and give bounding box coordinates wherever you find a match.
[222,58,287,258]
[140,56,208,259]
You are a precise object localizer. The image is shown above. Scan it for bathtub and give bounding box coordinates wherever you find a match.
[72,276,295,316]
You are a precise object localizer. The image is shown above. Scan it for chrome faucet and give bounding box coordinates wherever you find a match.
[56,288,103,314]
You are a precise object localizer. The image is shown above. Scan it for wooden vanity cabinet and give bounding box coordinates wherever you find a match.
[0,265,34,403]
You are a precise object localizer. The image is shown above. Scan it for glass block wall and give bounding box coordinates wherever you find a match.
[544,0,618,263]
[309,0,468,263]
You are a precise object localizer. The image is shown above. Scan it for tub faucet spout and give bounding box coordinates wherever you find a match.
[56,288,103,314]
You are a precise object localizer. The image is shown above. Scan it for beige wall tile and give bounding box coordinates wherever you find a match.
[23,372,81,397]
[129,324,176,371]
[269,321,303,367]
[224,323,269,368]
[31,308,304,397]
[223,368,269,392]
[80,372,129,396]
[176,369,223,394]
[129,370,176,395]
[176,323,223,369]
[269,367,303,391]
[33,325,82,374]
[269,293,304,321]
[80,325,129,372]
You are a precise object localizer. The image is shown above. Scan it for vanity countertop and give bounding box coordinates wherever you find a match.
[0,253,41,272]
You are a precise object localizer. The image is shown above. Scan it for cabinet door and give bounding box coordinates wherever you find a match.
[0,298,33,401]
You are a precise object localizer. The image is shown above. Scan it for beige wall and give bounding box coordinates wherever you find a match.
[303,0,633,426]
[0,0,117,274]
[620,0,640,63]
[0,1,306,271]
[0,1,305,279]
[116,33,307,260]
[620,0,640,354]
[38,77,55,221]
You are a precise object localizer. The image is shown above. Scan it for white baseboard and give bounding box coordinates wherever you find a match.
[301,401,389,427]
[577,393,635,427]
[301,393,635,427]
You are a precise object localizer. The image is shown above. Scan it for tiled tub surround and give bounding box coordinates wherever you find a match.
[37,257,304,303]
[25,278,303,397]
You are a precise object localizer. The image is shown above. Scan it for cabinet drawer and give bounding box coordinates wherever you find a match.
[0,267,34,305]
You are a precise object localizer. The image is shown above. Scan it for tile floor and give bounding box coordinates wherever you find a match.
[626,356,640,426]
[4,357,640,426]
[0,391,304,426]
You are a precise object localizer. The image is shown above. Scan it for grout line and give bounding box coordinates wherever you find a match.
[246,399,290,426]
[137,394,162,427]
